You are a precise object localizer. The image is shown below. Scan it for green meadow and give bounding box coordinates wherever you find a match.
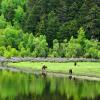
[8,62,100,77]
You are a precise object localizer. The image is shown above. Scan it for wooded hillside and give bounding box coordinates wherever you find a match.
[0,0,100,58]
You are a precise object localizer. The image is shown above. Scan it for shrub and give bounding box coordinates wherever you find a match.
[65,37,82,58]
[0,46,6,56]
[4,50,12,58]
[10,48,19,57]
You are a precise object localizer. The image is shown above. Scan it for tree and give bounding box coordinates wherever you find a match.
[1,0,15,23]
[20,47,31,57]
[36,11,60,47]
[57,19,78,42]
[66,37,82,58]
[23,0,44,33]
[26,33,35,52]
[52,39,60,57]
[55,0,68,23]
[3,26,23,48]
[36,14,46,36]
[5,6,15,23]
[0,0,99,58]
[46,11,60,47]
[77,27,86,43]
[0,46,6,56]
[84,5,100,40]
[77,27,86,55]
[79,0,100,41]
[34,35,48,57]
[14,6,25,24]
[0,15,7,29]
[84,40,99,58]
[59,39,67,57]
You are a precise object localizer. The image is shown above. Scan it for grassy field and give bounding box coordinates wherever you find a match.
[8,62,100,77]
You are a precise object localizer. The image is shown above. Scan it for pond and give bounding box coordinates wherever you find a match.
[0,70,100,100]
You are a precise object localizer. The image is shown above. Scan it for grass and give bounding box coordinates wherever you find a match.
[8,62,100,77]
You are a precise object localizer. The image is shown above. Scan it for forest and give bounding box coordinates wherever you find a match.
[0,0,100,58]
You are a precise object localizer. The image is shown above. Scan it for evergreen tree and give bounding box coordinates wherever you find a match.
[46,11,60,47]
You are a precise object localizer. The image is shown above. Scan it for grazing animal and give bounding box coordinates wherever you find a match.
[69,69,72,75]
[68,69,73,80]
[74,62,77,66]
[42,65,47,77]
[42,65,47,69]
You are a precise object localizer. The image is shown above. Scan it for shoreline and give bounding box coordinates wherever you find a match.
[0,57,100,63]
[0,66,100,81]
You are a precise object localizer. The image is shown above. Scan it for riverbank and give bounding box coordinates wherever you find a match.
[8,62,100,77]
[0,57,100,80]
[0,66,100,81]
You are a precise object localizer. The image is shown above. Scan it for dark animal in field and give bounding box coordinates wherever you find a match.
[42,65,47,77]
[42,65,47,69]
[69,69,72,75]
[42,72,47,78]
[74,62,77,66]
[68,69,73,80]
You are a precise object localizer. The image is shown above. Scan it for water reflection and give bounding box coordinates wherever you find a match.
[0,70,100,100]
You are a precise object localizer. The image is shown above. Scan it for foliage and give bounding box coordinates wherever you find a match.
[84,40,99,58]
[65,37,82,58]
[8,62,100,76]
[0,46,6,56]
[0,15,7,28]
[0,0,99,58]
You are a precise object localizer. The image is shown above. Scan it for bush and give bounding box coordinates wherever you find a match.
[84,40,99,58]
[31,51,37,57]
[10,48,19,57]
[51,39,60,57]
[0,15,7,29]
[33,35,48,57]
[85,47,98,58]
[20,48,31,57]
[98,51,100,59]
[4,50,12,58]
[0,46,6,56]
[65,37,82,58]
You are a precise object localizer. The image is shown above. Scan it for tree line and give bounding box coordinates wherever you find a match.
[0,0,100,58]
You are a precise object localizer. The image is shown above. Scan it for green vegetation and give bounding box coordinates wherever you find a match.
[8,62,100,76]
[0,70,100,100]
[0,1,100,98]
[0,0,100,58]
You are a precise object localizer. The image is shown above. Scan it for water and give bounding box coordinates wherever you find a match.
[0,70,100,100]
